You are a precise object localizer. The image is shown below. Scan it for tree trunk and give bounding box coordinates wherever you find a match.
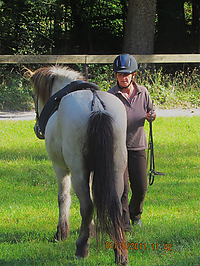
[192,0,200,53]
[123,0,157,54]
[155,0,189,53]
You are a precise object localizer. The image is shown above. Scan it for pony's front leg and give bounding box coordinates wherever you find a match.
[53,163,71,241]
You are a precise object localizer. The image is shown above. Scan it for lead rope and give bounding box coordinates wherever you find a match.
[147,101,165,186]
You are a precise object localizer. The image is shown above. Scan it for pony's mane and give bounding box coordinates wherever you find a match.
[29,66,84,104]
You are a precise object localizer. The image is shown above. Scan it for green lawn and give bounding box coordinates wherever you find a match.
[0,117,199,265]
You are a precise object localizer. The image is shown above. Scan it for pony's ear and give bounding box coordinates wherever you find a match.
[23,66,33,78]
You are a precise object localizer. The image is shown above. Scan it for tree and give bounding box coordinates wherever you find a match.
[0,0,198,55]
[0,0,54,55]
[122,0,157,54]
[155,0,190,53]
[0,0,128,55]
[192,0,200,53]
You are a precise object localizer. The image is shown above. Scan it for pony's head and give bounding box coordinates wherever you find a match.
[27,65,84,138]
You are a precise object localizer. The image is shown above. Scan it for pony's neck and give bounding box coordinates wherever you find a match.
[50,66,83,96]
[51,77,72,96]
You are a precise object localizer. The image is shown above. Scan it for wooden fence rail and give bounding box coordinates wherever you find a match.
[0,54,200,64]
[1,54,199,79]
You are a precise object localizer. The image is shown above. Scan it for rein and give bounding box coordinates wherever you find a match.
[147,102,165,186]
[34,80,105,139]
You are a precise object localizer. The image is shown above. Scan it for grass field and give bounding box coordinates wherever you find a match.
[0,117,199,266]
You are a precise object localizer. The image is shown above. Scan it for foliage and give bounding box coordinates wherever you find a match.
[91,64,200,109]
[0,0,128,55]
[0,64,200,111]
[135,66,200,108]
[0,65,33,111]
[0,118,199,265]
[88,63,116,90]
[0,0,198,55]
[0,0,55,55]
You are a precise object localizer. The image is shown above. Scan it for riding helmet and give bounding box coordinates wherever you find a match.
[113,54,138,73]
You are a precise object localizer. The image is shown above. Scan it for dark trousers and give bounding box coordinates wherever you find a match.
[121,150,147,228]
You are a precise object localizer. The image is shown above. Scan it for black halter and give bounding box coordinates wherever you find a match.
[34,80,106,139]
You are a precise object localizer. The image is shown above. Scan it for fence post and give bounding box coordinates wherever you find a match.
[83,55,88,81]
[83,63,88,81]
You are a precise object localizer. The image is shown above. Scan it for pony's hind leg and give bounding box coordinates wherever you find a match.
[76,198,93,258]
[71,170,94,258]
[53,163,71,241]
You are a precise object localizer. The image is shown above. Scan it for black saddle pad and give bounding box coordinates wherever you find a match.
[38,80,99,136]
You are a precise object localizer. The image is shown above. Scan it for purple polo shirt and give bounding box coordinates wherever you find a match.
[108,82,153,150]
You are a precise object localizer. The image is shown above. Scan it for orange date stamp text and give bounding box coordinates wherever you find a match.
[105,242,172,251]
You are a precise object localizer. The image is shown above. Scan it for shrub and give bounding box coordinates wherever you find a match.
[0,65,33,111]
[0,64,199,111]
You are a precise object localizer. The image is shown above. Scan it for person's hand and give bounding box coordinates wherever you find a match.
[146,111,156,122]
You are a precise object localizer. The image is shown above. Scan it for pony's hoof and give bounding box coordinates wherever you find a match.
[75,249,89,258]
[75,243,90,258]
[116,259,129,266]
[54,224,69,241]
[114,248,129,266]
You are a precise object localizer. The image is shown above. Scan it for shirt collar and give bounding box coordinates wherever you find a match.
[114,82,142,95]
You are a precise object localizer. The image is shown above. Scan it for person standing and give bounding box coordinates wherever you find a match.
[108,54,156,230]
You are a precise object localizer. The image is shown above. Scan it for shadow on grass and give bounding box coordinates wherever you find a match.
[0,229,54,244]
[0,258,37,266]
[0,145,48,162]
[0,227,81,245]
[0,240,79,266]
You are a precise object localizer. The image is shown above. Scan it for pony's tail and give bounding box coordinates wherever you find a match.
[86,110,125,245]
